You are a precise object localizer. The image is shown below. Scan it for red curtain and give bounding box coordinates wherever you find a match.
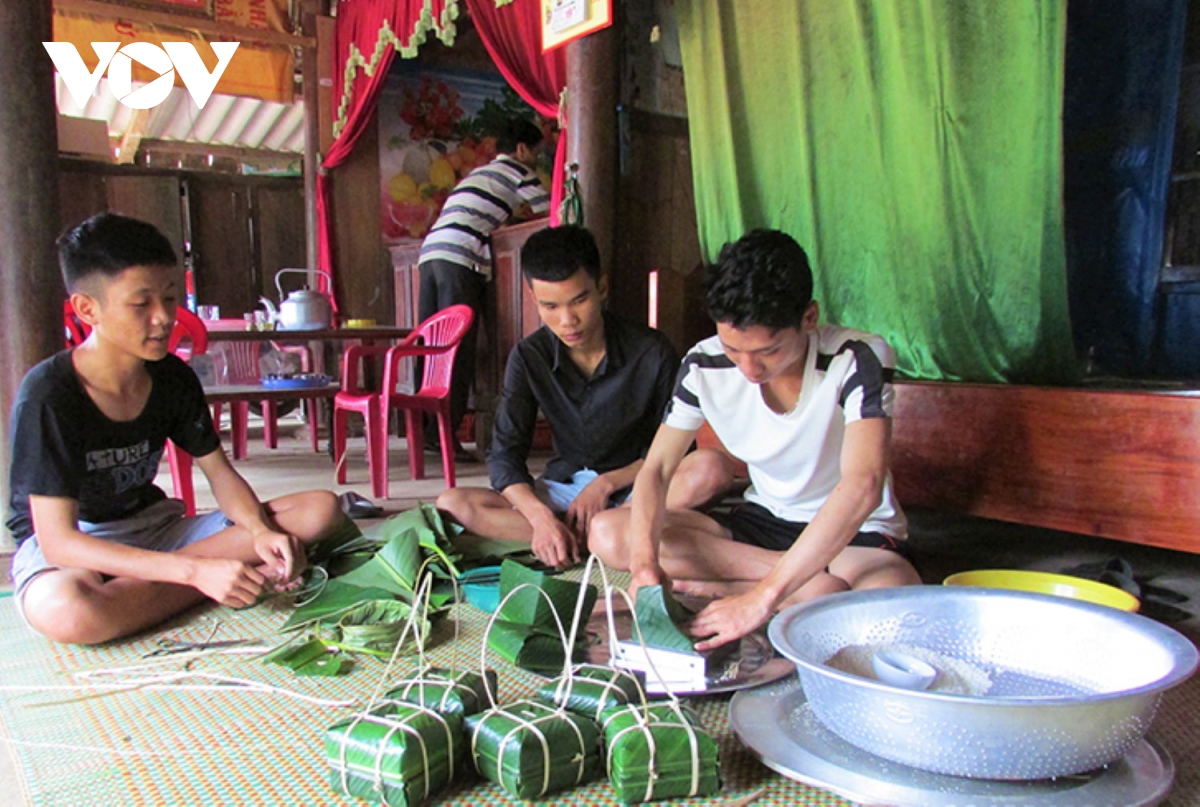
[317,0,453,309]
[466,0,569,225]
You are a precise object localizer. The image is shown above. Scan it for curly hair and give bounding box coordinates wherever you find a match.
[705,229,814,330]
[58,213,177,293]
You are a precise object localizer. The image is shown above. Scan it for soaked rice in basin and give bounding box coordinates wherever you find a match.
[824,642,993,696]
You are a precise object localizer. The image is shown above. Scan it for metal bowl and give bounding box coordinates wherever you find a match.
[768,585,1197,780]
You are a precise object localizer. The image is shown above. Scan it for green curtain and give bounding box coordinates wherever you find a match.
[678,1,1077,382]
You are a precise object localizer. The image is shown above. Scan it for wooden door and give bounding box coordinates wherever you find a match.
[254,183,308,304]
[187,176,255,318]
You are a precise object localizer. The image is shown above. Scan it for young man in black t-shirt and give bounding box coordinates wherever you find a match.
[6,214,343,645]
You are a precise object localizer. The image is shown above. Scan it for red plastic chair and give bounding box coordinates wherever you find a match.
[63,300,88,346]
[333,304,474,498]
[63,302,208,515]
[202,329,319,456]
[209,340,264,461]
[269,341,321,453]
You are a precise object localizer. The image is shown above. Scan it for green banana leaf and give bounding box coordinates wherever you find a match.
[465,699,602,800]
[486,621,588,674]
[633,585,698,655]
[337,528,423,596]
[279,581,398,632]
[359,507,426,542]
[497,559,597,633]
[305,517,368,565]
[261,636,346,676]
[386,667,497,717]
[536,664,644,721]
[336,599,427,656]
[601,701,721,803]
[326,703,463,806]
[450,534,541,568]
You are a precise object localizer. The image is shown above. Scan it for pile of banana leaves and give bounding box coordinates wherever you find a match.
[264,504,464,673]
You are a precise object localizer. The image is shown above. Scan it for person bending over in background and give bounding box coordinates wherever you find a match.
[7,213,343,645]
[417,117,551,463]
[438,225,726,569]
[589,229,921,647]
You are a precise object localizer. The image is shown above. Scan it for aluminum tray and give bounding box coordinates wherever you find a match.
[729,676,1174,807]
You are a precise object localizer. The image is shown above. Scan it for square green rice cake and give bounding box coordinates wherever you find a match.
[385,667,497,717]
[536,663,644,721]
[326,701,464,805]
[466,699,603,800]
[601,701,720,803]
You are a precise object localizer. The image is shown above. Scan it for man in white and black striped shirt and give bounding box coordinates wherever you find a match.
[418,118,551,458]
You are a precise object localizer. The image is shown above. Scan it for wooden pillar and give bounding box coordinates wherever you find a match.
[300,0,329,274]
[566,27,619,289]
[0,2,63,550]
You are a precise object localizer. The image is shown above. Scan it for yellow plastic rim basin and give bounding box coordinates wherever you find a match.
[943,569,1140,612]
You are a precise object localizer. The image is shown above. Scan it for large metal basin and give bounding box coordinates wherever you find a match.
[768,586,1197,780]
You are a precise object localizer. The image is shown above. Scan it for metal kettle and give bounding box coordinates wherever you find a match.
[260,268,333,331]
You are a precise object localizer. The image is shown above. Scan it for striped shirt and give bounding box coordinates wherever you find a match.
[419,155,550,278]
[664,325,907,537]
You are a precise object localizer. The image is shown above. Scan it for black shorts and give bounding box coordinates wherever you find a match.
[708,501,911,560]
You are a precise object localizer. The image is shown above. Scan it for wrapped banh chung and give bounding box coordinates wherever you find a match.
[386,667,497,717]
[536,663,643,721]
[326,702,462,805]
[466,698,602,799]
[601,701,720,803]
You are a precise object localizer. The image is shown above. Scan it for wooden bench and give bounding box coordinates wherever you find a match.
[891,382,1200,554]
[697,382,1200,554]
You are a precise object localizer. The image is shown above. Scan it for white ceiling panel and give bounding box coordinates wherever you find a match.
[56,74,305,154]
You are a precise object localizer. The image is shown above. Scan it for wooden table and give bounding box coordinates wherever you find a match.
[203,382,341,404]
[198,326,413,462]
[203,382,341,460]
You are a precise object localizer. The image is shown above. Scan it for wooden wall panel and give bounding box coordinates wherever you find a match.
[106,174,184,259]
[615,109,704,353]
[389,242,421,329]
[58,168,108,235]
[331,112,390,326]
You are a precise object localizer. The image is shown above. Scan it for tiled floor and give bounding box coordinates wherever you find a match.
[3,414,1199,804]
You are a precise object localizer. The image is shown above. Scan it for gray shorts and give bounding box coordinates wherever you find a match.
[10,498,231,621]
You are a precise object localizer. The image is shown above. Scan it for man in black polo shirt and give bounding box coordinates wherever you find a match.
[437,226,689,569]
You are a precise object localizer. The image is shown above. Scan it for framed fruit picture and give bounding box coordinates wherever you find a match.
[377,66,552,243]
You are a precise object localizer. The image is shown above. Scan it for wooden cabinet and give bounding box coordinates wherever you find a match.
[58,160,306,323]
[389,241,422,330]
[390,217,550,449]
